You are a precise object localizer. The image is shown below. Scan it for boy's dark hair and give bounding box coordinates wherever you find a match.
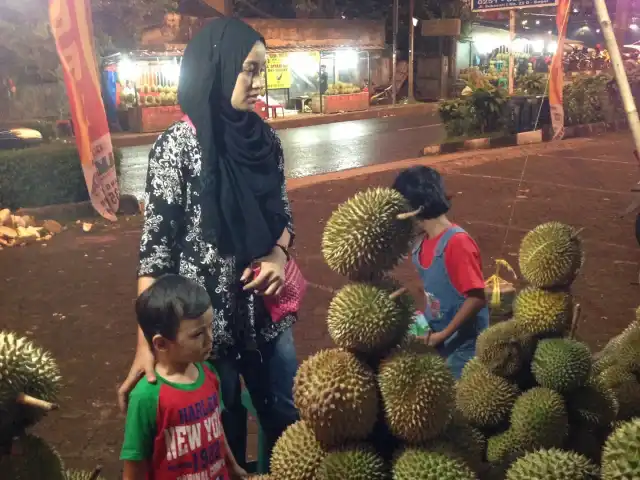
[392,166,451,220]
[135,274,212,346]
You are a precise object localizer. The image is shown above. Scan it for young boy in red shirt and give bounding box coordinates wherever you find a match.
[393,166,489,378]
[121,274,248,480]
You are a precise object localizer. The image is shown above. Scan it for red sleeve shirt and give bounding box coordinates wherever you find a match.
[417,227,485,295]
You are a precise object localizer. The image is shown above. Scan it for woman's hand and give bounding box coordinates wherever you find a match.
[117,338,156,413]
[241,246,287,296]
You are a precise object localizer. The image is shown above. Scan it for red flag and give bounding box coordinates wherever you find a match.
[49,0,119,221]
[549,0,572,140]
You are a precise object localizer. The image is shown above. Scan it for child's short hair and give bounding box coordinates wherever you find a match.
[392,166,451,220]
[135,274,212,346]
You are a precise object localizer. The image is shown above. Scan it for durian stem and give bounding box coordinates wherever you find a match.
[15,393,59,411]
[397,206,423,220]
[389,288,407,300]
[89,465,103,480]
[569,303,582,339]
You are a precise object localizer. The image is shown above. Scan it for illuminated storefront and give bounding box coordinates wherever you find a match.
[103,51,183,133]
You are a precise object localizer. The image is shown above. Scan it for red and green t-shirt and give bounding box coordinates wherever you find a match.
[120,362,229,480]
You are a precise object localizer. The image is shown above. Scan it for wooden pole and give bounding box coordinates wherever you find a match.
[392,0,399,105]
[509,9,516,95]
[593,0,640,154]
[408,0,416,102]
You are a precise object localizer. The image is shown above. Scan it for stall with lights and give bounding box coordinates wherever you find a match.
[102,50,183,133]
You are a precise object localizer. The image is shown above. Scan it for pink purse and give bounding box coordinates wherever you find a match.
[183,115,308,322]
[255,259,308,322]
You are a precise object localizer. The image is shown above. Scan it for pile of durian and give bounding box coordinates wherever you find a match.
[0,331,105,479]
[256,187,640,480]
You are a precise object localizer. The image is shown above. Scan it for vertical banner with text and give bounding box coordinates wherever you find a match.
[49,0,119,221]
[549,0,571,140]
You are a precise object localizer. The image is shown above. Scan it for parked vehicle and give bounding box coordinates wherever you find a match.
[0,128,43,150]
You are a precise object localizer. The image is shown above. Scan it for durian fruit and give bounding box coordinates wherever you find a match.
[321,187,413,280]
[455,362,520,429]
[486,430,520,465]
[518,221,584,289]
[505,448,599,480]
[566,377,618,429]
[392,448,477,480]
[0,331,61,439]
[601,418,640,480]
[378,349,454,443]
[316,446,387,480]
[440,415,486,473]
[598,366,640,420]
[509,387,569,451]
[294,349,378,447]
[270,421,326,480]
[475,319,536,377]
[0,434,66,480]
[512,287,573,337]
[66,467,106,480]
[327,281,413,354]
[531,338,591,393]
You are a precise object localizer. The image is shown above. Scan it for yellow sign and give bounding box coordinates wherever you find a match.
[266,53,291,90]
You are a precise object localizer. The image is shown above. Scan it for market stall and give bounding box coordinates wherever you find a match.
[103,51,183,133]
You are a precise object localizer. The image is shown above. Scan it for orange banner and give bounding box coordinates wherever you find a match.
[549,0,571,140]
[49,0,119,221]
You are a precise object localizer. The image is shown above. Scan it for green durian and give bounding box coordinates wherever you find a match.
[0,434,66,480]
[512,287,573,337]
[378,349,454,444]
[66,468,106,480]
[327,280,413,354]
[316,446,386,480]
[601,418,640,480]
[455,362,520,429]
[566,377,619,428]
[476,319,536,377]
[531,338,592,393]
[392,448,476,480]
[293,349,378,448]
[270,421,326,480]
[518,221,584,289]
[509,387,569,450]
[486,430,521,465]
[505,448,599,479]
[321,187,413,280]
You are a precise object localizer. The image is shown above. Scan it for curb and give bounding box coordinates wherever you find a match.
[422,130,543,156]
[111,102,439,148]
[15,194,141,222]
[422,118,630,157]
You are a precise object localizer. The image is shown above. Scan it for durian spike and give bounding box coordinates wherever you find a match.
[15,393,59,411]
[396,206,423,220]
[88,465,103,480]
[569,303,582,339]
[389,287,408,300]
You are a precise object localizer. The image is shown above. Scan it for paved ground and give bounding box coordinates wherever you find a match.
[1,132,638,477]
[119,113,445,199]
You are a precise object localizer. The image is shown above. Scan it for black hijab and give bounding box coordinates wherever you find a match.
[178,18,289,269]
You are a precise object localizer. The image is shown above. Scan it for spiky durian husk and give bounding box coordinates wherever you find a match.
[517,221,584,289]
[293,349,379,448]
[321,187,413,280]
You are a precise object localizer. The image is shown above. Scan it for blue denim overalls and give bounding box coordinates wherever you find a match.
[412,226,489,378]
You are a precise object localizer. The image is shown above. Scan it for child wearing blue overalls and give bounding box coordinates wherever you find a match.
[393,166,489,379]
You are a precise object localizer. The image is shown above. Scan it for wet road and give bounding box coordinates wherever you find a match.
[119,113,445,198]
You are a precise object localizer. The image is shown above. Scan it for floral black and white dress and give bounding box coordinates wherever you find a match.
[138,120,296,358]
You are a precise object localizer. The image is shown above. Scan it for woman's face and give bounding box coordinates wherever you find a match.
[230,41,266,112]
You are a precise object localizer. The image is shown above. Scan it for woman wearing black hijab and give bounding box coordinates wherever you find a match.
[118,17,299,468]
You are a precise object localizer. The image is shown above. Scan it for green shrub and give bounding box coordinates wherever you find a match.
[0,143,122,209]
[439,87,508,137]
[516,72,547,95]
[563,74,616,126]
